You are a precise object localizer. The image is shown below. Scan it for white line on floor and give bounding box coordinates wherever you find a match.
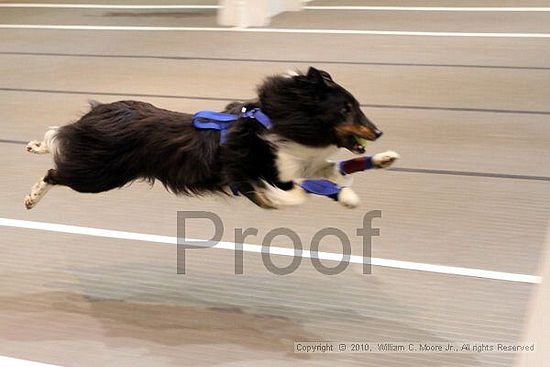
[0,356,63,367]
[0,24,549,38]
[305,6,550,12]
[0,3,219,9]
[0,217,541,284]
[0,4,549,12]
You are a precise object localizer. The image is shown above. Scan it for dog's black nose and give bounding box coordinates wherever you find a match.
[374,130,383,139]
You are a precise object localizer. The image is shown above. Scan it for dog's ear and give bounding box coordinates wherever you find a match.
[306,67,334,87]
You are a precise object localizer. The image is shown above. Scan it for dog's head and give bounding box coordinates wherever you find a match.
[258,67,382,154]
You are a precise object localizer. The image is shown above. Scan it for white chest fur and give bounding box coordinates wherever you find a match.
[268,135,338,182]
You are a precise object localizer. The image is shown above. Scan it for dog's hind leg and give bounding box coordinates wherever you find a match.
[24,169,59,209]
[26,127,58,154]
[26,140,49,154]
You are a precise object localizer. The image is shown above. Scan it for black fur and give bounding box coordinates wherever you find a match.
[42,67,381,207]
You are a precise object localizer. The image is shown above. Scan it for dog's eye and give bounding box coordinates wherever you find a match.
[340,104,351,116]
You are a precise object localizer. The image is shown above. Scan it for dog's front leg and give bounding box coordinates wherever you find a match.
[261,181,308,208]
[371,151,400,169]
[305,151,400,208]
[304,162,360,208]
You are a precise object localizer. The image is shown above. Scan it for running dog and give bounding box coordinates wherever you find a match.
[24,67,399,209]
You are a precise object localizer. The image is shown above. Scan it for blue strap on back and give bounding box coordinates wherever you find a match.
[192,108,272,144]
[240,108,272,129]
[192,111,238,144]
[192,107,341,198]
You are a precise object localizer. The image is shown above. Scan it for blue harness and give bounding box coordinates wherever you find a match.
[192,108,342,198]
[193,108,272,144]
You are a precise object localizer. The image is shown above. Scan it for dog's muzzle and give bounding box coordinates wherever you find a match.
[335,124,383,154]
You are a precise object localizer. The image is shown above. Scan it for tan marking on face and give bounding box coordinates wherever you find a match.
[335,124,376,140]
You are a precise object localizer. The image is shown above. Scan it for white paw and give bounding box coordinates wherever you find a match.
[26,140,48,154]
[372,150,400,168]
[338,187,360,208]
[24,179,51,209]
[24,194,36,209]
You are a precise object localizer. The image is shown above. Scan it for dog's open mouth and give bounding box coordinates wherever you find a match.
[349,136,369,154]
[352,136,370,154]
[335,125,380,154]
[337,133,374,154]
[335,134,370,154]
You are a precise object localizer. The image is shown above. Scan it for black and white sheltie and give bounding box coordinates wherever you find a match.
[24,67,399,209]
